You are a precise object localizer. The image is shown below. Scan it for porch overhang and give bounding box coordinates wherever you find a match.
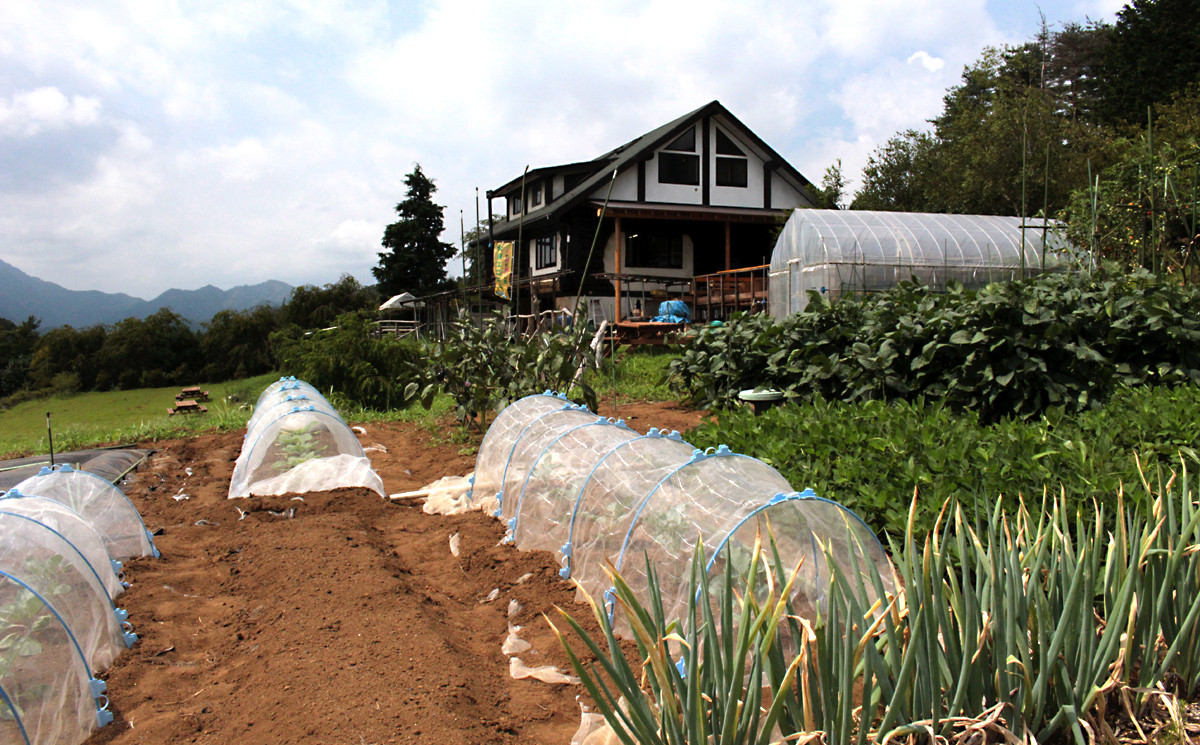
[591,200,790,224]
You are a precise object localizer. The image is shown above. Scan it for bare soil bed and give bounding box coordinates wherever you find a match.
[85,401,708,745]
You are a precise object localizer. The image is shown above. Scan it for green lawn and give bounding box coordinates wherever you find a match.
[0,374,279,458]
[0,345,680,459]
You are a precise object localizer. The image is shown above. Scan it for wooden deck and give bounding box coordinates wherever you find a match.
[691,264,769,322]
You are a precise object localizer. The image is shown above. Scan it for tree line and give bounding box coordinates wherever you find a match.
[848,0,1199,279]
[0,275,378,405]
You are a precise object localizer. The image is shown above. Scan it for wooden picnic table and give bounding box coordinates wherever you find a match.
[168,399,208,415]
[176,386,210,402]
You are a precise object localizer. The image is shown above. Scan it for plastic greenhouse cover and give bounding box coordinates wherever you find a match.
[10,467,158,562]
[509,418,639,566]
[0,512,130,673]
[0,496,125,603]
[496,408,607,528]
[0,571,110,745]
[566,430,697,587]
[768,209,1074,318]
[469,392,577,506]
[229,405,385,499]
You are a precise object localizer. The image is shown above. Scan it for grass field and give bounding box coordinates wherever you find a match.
[0,347,677,459]
[0,374,279,458]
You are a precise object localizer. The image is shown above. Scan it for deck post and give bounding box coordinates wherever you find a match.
[614,217,623,323]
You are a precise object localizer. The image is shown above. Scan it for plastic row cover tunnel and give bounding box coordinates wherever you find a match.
[471,394,896,626]
[229,377,385,499]
[0,465,154,744]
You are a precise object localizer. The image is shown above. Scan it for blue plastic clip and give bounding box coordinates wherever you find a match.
[96,700,114,727]
[114,608,128,623]
[123,629,138,647]
[111,559,123,575]
[602,588,617,624]
[90,678,107,698]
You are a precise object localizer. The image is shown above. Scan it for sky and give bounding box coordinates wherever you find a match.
[0,0,1125,299]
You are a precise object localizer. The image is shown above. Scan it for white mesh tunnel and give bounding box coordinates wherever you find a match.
[469,391,576,510]
[608,447,795,624]
[474,394,896,629]
[0,570,113,745]
[230,379,385,498]
[11,466,159,561]
[254,376,324,409]
[496,407,608,532]
[567,429,697,588]
[509,418,639,569]
[0,495,126,603]
[0,511,135,674]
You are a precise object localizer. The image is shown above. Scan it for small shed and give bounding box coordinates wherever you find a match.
[768,209,1075,318]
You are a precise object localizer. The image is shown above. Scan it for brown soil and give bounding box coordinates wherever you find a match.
[85,400,710,745]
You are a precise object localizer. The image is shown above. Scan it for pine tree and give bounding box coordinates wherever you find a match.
[373,165,456,298]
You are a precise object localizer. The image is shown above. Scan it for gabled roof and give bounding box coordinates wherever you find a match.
[488,100,815,234]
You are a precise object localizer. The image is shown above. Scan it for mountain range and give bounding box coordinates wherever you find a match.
[0,258,293,329]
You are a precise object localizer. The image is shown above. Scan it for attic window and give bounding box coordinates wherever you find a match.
[715,128,748,187]
[658,127,699,186]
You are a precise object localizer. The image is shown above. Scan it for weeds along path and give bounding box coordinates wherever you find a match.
[81,414,670,745]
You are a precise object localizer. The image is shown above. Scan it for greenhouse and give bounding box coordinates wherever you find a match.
[229,378,385,498]
[471,394,895,626]
[768,209,1076,317]
[11,466,159,562]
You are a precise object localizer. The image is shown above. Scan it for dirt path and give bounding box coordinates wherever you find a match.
[85,401,708,745]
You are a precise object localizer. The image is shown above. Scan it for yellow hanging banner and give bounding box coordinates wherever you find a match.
[493,240,514,300]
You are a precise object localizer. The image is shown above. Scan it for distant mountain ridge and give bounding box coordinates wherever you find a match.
[0,258,293,328]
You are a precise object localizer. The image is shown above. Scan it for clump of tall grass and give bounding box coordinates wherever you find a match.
[555,456,1200,744]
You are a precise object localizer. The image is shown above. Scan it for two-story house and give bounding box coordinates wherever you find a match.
[486,100,816,324]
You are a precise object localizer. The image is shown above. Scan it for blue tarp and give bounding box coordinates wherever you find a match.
[650,299,690,324]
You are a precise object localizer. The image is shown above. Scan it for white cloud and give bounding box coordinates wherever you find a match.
[0,87,101,136]
[907,51,945,72]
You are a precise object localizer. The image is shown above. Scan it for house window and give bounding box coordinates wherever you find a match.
[535,235,557,269]
[625,233,684,269]
[530,183,544,208]
[511,195,522,216]
[715,128,748,187]
[658,128,699,186]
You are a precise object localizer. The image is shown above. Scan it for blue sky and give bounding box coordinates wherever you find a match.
[0,0,1123,299]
